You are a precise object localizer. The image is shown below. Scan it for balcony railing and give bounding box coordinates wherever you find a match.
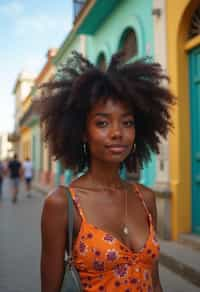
[8,132,20,143]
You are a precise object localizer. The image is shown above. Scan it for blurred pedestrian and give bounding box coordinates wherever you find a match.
[37,51,175,291]
[8,154,22,203]
[23,157,33,197]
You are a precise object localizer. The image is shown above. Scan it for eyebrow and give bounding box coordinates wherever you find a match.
[94,112,134,117]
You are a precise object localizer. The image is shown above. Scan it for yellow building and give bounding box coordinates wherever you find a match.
[33,49,57,187]
[167,0,200,239]
[12,49,57,187]
[12,72,35,161]
[20,93,33,160]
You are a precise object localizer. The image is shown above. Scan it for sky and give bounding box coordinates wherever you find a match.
[0,0,73,133]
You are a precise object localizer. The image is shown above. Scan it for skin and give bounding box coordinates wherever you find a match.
[41,99,162,292]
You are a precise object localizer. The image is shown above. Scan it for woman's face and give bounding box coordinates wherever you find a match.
[85,99,135,166]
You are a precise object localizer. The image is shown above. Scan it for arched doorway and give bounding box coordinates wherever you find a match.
[119,28,138,62]
[166,0,200,239]
[188,6,200,234]
[117,28,141,183]
[120,28,139,182]
[118,27,156,186]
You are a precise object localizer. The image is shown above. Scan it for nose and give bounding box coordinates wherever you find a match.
[110,124,122,139]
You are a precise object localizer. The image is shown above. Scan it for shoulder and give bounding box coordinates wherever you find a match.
[41,187,70,252]
[137,183,156,208]
[69,174,88,188]
[42,186,68,218]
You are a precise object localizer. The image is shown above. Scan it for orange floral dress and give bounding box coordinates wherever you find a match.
[69,184,160,291]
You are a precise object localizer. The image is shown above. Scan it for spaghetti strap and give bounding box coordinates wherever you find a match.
[134,183,152,222]
[68,187,86,222]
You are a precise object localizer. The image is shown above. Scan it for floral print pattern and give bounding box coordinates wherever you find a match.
[79,241,88,255]
[106,249,119,261]
[70,186,160,291]
[103,233,116,243]
[114,263,129,278]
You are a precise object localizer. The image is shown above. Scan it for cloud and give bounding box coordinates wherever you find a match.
[0,1,73,133]
[0,2,71,38]
[0,0,24,18]
[15,13,70,37]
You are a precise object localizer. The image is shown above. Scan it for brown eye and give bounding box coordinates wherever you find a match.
[96,121,108,127]
[123,120,135,127]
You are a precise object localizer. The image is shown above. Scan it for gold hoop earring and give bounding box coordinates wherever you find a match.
[83,143,87,155]
[132,143,136,153]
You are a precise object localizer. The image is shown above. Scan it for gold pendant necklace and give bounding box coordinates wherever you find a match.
[123,188,129,236]
[123,225,129,235]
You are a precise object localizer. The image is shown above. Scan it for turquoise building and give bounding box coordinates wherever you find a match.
[54,0,156,186]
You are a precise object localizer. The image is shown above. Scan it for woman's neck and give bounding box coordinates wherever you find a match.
[86,161,123,189]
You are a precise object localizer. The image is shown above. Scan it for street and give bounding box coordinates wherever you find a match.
[0,178,42,292]
[0,178,199,292]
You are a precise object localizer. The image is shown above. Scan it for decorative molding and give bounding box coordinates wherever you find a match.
[189,6,200,39]
[184,34,200,51]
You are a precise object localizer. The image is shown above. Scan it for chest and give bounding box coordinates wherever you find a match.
[73,190,151,253]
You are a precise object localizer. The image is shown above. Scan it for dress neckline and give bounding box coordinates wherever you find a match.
[69,185,154,255]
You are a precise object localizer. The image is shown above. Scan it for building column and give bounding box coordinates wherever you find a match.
[153,0,170,191]
[153,0,171,239]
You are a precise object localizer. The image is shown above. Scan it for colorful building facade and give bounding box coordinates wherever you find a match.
[13,49,57,188]
[12,72,35,161]
[166,0,200,239]
[52,0,200,240]
[79,0,157,186]
[30,49,57,187]
[53,29,83,185]
[11,0,200,241]
[53,0,160,187]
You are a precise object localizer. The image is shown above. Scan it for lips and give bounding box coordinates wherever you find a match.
[105,144,128,154]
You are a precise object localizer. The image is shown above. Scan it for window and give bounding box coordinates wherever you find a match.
[120,28,138,62]
[97,53,107,72]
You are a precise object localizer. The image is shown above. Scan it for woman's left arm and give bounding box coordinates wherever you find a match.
[141,185,163,291]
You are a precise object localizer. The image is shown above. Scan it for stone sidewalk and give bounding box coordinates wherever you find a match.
[0,178,42,292]
[160,239,200,288]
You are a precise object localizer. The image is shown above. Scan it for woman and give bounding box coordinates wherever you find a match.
[38,51,174,291]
